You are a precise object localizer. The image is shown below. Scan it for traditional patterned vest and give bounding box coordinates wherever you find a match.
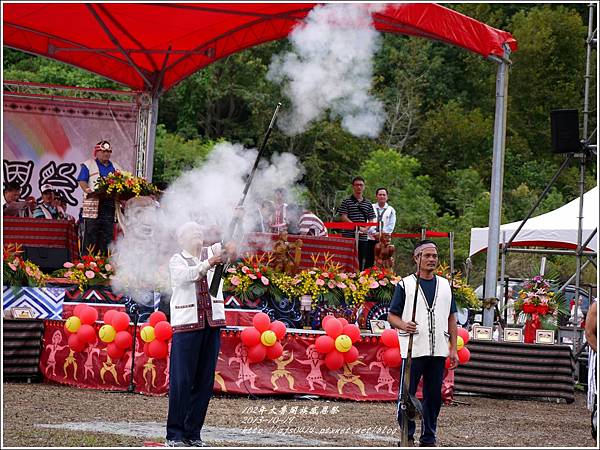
[173,250,226,333]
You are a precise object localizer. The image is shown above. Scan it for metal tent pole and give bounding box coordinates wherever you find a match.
[483,46,511,327]
[144,93,159,180]
[572,152,586,377]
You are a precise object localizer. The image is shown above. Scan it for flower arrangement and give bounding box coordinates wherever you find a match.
[436,264,481,310]
[355,266,401,304]
[514,275,565,321]
[2,244,47,287]
[52,251,114,291]
[94,170,159,200]
[223,254,273,304]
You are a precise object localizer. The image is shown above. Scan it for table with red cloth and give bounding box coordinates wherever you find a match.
[243,232,358,273]
[3,216,79,260]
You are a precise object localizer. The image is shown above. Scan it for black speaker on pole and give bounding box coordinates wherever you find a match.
[550,109,581,154]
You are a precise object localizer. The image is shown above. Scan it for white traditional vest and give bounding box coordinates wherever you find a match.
[83,159,123,191]
[398,274,452,358]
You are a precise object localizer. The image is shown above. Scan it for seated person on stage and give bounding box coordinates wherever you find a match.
[298,208,328,237]
[54,192,75,221]
[374,232,395,269]
[2,181,32,217]
[32,183,60,219]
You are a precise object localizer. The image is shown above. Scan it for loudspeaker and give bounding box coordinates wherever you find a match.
[23,246,70,272]
[550,109,580,153]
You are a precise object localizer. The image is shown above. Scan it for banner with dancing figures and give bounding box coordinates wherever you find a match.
[40,320,454,401]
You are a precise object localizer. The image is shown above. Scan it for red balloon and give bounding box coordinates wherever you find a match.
[266,342,283,360]
[321,314,335,328]
[73,303,86,318]
[457,327,470,345]
[252,312,271,332]
[112,312,130,332]
[241,327,261,347]
[343,346,358,363]
[444,357,452,369]
[269,321,286,340]
[149,311,168,327]
[315,335,335,354]
[247,344,267,363]
[79,306,98,325]
[324,318,343,339]
[143,342,150,356]
[77,324,96,344]
[148,339,169,359]
[68,333,86,352]
[114,330,133,350]
[325,351,344,371]
[338,318,349,327]
[383,347,402,367]
[381,329,399,348]
[342,324,361,343]
[458,347,471,364]
[107,342,125,360]
[154,321,173,341]
[103,309,117,325]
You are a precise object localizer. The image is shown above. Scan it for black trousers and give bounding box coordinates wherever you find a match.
[365,239,376,269]
[358,240,371,271]
[398,356,446,445]
[167,327,222,441]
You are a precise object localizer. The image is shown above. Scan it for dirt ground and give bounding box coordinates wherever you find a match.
[1,382,597,448]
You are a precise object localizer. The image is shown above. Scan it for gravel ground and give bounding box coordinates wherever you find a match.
[2,382,597,448]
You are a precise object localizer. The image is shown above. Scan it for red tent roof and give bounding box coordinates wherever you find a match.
[3,3,517,92]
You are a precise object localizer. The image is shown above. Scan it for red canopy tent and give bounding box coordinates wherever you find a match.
[3,3,517,324]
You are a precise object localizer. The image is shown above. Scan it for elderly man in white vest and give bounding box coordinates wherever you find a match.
[76,140,123,255]
[388,239,458,447]
[165,221,235,448]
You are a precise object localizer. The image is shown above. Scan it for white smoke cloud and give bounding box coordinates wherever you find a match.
[267,3,386,138]
[109,142,305,302]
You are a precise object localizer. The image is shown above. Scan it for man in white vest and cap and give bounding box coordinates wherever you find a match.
[165,221,235,447]
[388,239,458,447]
[77,140,123,255]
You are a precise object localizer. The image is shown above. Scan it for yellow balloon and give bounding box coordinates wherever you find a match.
[335,334,352,353]
[65,316,81,333]
[457,336,464,351]
[260,330,277,347]
[140,326,155,343]
[99,324,116,343]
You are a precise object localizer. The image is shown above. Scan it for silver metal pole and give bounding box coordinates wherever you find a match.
[559,259,592,292]
[483,47,511,327]
[500,231,507,312]
[582,2,595,143]
[449,232,455,275]
[144,93,159,181]
[572,153,586,375]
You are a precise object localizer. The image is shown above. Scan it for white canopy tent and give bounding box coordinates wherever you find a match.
[469,186,598,257]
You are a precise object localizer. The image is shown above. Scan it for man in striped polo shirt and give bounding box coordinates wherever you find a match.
[336,176,376,270]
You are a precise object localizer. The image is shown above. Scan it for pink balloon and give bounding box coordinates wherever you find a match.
[148,339,169,359]
[107,342,125,360]
[73,303,86,318]
[325,351,344,371]
[343,346,358,363]
[103,309,117,325]
[241,327,261,347]
[338,318,349,327]
[383,347,402,367]
[458,347,471,364]
[342,324,361,343]
[266,342,283,360]
[76,324,96,344]
[149,311,168,327]
[68,333,86,352]
[114,330,133,350]
[324,318,343,339]
[112,312,130,332]
[381,329,399,348]
[252,312,271,332]
[321,315,335,328]
[269,321,286,340]
[79,306,98,325]
[315,335,335,354]
[457,327,470,345]
[247,344,266,363]
[154,321,173,341]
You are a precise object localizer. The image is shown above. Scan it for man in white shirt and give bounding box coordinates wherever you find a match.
[367,187,396,269]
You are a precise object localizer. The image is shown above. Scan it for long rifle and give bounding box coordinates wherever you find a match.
[398,255,424,447]
[209,103,282,297]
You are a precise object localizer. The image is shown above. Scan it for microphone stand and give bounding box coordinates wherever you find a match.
[127,302,140,393]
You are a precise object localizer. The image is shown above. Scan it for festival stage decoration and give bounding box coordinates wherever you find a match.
[3,243,47,287]
[314,315,361,370]
[446,327,471,368]
[139,311,172,360]
[94,170,159,200]
[64,303,98,352]
[97,308,132,359]
[52,252,114,292]
[379,328,402,368]
[240,312,287,363]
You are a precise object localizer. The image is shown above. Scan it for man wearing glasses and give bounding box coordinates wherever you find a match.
[77,140,123,255]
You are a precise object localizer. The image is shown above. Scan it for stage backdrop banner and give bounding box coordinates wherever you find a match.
[3,89,140,217]
[40,321,454,402]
